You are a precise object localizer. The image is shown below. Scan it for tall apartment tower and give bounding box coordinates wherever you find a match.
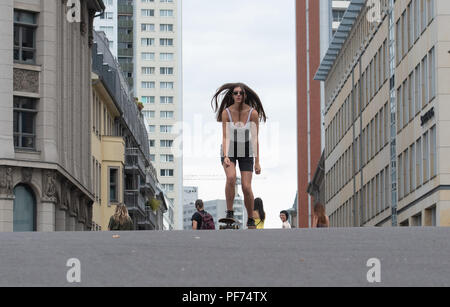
[93,0,118,58]
[117,0,134,88]
[316,0,450,227]
[296,0,349,228]
[135,0,183,230]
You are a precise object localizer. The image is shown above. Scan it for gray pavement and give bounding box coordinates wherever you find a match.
[0,227,449,287]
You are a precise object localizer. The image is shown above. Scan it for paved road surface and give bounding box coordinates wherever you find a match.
[0,227,449,287]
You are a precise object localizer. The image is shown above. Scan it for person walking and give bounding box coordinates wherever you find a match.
[191,199,215,230]
[253,197,266,229]
[312,202,330,228]
[212,82,267,229]
[108,204,134,231]
[280,210,291,229]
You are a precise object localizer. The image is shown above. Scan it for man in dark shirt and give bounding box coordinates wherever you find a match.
[191,199,205,230]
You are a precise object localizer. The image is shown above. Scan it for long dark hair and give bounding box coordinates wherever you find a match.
[254,197,266,222]
[314,203,327,226]
[211,82,267,123]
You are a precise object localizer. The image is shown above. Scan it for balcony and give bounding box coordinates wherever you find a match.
[118,20,133,28]
[118,33,133,43]
[118,5,133,15]
[125,148,146,177]
[119,62,133,74]
[118,48,133,57]
[124,190,146,214]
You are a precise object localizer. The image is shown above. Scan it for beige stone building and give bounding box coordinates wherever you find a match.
[315,0,450,227]
[0,0,104,232]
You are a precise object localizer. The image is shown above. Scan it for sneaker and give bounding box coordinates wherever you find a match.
[226,210,234,220]
[247,218,256,229]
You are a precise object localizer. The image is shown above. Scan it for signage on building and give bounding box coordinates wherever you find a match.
[421,107,435,126]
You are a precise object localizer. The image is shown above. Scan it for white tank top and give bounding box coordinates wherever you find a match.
[220,107,255,158]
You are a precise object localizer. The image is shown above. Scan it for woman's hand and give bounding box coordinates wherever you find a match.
[224,156,231,168]
[255,161,261,175]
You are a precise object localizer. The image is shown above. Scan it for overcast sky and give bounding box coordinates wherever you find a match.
[182,0,297,228]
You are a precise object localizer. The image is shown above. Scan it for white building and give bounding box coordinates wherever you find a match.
[93,0,118,58]
[135,0,183,230]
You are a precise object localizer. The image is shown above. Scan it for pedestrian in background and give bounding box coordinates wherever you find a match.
[253,197,266,229]
[312,203,330,228]
[108,204,134,231]
[280,210,291,229]
[192,199,215,230]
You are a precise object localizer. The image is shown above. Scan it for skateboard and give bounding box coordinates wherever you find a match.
[218,218,240,230]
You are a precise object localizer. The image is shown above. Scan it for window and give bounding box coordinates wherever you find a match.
[421,56,428,108]
[160,9,174,17]
[160,53,174,61]
[161,82,174,89]
[142,52,155,61]
[160,96,174,104]
[161,154,174,162]
[14,10,37,64]
[142,96,155,104]
[141,38,155,47]
[141,23,155,32]
[423,131,429,183]
[410,143,416,193]
[13,97,37,150]
[160,125,173,133]
[142,9,154,17]
[415,65,421,114]
[160,67,174,75]
[109,168,119,203]
[398,153,403,199]
[416,138,422,187]
[160,24,174,32]
[149,140,155,147]
[142,81,155,89]
[13,185,37,232]
[142,67,155,75]
[160,169,174,177]
[428,47,436,101]
[160,38,174,46]
[148,125,156,133]
[162,184,174,192]
[150,154,156,162]
[160,111,174,119]
[160,140,173,148]
[143,110,155,119]
[430,125,437,178]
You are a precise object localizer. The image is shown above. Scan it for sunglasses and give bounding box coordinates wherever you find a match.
[233,91,244,96]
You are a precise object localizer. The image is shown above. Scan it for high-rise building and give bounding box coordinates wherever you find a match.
[135,0,183,230]
[315,0,449,227]
[118,0,134,88]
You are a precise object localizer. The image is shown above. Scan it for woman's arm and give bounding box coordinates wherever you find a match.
[251,110,261,174]
[222,110,231,166]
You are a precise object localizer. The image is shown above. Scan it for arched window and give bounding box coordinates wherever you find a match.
[13,184,36,232]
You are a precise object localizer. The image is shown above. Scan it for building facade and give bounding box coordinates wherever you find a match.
[316,0,450,227]
[135,0,183,230]
[0,0,104,232]
[92,30,166,230]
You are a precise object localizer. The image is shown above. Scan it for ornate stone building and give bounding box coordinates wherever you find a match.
[0,0,105,232]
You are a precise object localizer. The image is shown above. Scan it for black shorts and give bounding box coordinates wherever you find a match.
[221,156,254,172]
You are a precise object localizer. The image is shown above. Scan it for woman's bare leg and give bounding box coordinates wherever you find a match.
[223,162,237,212]
[241,171,255,224]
